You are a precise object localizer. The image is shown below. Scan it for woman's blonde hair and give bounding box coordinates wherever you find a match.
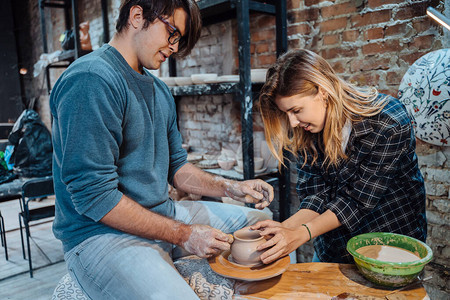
[259,49,388,167]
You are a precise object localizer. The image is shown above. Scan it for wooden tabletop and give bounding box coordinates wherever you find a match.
[234,263,429,300]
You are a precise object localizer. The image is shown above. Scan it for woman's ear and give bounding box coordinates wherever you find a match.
[318,86,328,103]
[129,5,144,30]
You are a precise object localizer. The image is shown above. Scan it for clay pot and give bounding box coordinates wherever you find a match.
[236,157,264,170]
[231,226,265,266]
[254,157,264,170]
[260,140,278,170]
[218,159,235,170]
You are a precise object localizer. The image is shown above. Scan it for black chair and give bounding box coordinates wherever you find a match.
[18,176,55,277]
[1,188,30,261]
[0,209,7,260]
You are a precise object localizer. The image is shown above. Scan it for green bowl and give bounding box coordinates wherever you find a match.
[347,232,433,287]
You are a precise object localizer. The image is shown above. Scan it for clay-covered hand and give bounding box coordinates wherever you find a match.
[250,220,304,264]
[182,224,233,258]
[224,179,274,209]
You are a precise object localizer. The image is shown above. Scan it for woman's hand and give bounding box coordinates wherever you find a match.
[250,220,306,264]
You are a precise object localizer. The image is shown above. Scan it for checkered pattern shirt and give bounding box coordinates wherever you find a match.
[296,95,427,263]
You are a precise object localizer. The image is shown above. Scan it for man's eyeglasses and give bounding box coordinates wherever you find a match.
[157,16,182,45]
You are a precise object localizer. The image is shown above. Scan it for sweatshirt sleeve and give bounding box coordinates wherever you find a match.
[52,71,125,221]
[165,89,188,185]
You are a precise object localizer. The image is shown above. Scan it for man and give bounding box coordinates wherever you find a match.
[50,0,273,299]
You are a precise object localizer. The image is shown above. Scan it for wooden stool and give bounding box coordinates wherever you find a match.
[52,256,235,299]
[51,274,88,300]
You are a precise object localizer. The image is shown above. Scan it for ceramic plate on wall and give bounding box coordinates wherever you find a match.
[398,49,450,146]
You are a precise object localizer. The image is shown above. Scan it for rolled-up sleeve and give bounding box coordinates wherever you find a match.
[166,93,187,185]
[54,72,124,221]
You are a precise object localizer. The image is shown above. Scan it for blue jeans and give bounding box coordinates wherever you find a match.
[64,200,270,299]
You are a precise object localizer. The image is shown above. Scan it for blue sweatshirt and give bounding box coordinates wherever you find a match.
[50,44,187,252]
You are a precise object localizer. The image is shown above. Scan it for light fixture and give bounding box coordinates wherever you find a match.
[426,7,450,31]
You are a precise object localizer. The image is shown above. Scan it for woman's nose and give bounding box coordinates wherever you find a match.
[288,113,299,128]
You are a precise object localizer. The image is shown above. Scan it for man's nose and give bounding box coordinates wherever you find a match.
[169,42,179,53]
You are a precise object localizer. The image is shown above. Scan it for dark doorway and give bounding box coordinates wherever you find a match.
[0,0,23,123]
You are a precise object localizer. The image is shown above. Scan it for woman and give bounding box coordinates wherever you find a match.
[253,49,427,264]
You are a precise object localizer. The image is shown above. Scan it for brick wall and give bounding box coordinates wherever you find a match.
[176,1,449,297]
[172,21,245,152]
[21,0,449,298]
[286,0,446,96]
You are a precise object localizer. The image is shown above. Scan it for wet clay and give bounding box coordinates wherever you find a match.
[356,245,420,263]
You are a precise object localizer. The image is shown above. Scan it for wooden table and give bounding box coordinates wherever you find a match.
[234,263,429,300]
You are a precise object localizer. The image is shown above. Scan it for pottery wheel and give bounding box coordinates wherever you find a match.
[208,250,290,281]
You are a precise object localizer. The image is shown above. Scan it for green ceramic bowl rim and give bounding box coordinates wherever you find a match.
[346,232,433,268]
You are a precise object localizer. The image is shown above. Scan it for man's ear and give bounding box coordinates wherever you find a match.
[129,5,144,29]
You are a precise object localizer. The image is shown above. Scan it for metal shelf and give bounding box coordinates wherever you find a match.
[203,167,279,181]
[170,0,287,178]
[169,82,265,96]
[170,83,239,96]
[170,0,290,220]
[39,0,109,93]
[198,0,277,26]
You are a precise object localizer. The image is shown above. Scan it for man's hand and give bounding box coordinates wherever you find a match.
[224,179,274,209]
[181,224,233,258]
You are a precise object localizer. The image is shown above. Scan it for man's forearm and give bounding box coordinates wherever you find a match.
[100,195,191,246]
[173,163,229,197]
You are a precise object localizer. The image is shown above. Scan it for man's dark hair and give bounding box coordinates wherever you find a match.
[116,0,202,58]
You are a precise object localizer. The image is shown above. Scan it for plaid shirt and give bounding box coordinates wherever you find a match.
[296,95,427,263]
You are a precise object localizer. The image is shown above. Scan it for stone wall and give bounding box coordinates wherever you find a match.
[417,141,450,299]
[19,0,449,298]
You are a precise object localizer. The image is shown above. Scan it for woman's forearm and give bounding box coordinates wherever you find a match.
[282,209,341,240]
[304,210,341,239]
[282,209,319,229]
